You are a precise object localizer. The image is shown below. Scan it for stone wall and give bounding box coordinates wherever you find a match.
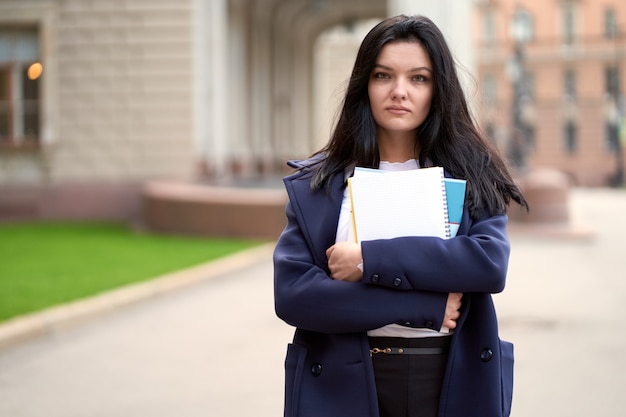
[50,0,195,183]
[0,0,196,187]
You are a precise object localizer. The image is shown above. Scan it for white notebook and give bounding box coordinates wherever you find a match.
[348,166,450,242]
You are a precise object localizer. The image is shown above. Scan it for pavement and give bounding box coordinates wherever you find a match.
[0,188,625,417]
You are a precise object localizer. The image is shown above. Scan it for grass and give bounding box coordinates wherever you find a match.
[0,222,263,322]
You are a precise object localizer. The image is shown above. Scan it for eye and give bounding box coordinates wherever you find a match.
[373,72,390,80]
[412,74,428,82]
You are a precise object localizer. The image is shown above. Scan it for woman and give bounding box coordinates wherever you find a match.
[273,15,527,417]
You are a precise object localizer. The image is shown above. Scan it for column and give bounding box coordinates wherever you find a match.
[249,3,273,172]
[227,0,253,176]
[193,0,228,178]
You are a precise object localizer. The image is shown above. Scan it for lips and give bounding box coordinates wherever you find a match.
[386,106,410,114]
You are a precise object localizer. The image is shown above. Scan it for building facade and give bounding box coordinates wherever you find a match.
[474,0,625,186]
[15,0,624,222]
[0,0,474,221]
[0,0,199,219]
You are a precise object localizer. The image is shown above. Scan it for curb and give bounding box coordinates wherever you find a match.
[0,242,276,352]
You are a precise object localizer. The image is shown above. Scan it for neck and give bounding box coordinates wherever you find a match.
[377,131,419,163]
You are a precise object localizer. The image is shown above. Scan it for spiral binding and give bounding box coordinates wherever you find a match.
[440,168,451,239]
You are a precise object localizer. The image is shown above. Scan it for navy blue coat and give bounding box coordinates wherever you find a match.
[273,158,514,417]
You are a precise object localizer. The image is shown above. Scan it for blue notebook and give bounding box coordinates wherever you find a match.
[444,178,466,237]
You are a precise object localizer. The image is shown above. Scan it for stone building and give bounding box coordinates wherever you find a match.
[0,0,474,222]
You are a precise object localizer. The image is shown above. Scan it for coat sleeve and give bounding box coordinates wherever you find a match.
[360,212,510,294]
[273,201,449,334]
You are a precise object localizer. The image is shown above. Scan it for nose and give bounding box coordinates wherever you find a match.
[391,79,407,100]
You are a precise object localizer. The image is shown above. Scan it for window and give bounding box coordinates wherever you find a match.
[0,27,41,145]
[564,121,577,153]
[605,121,619,152]
[523,71,535,101]
[483,73,497,105]
[605,8,618,39]
[485,124,496,144]
[511,9,534,44]
[605,66,620,98]
[564,69,576,100]
[483,9,496,46]
[523,124,535,150]
[562,3,576,45]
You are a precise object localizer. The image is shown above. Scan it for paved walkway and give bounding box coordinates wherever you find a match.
[0,188,625,416]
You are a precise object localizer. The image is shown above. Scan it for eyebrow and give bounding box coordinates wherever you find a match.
[374,64,432,73]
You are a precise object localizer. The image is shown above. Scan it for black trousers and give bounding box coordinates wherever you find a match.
[369,336,451,417]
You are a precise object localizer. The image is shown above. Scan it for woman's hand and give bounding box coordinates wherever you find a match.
[326,242,363,282]
[444,292,463,329]
[327,244,463,328]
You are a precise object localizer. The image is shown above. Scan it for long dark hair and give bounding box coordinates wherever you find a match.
[312,15,528,218]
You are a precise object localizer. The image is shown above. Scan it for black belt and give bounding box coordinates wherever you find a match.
[370,347,447,355]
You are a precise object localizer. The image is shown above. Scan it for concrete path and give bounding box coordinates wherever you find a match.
[497,188,626,416]
[0,188,625,416]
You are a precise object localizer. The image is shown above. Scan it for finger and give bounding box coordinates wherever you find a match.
[445,319,457,330]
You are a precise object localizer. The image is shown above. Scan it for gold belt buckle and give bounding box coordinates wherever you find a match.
[370,347,392,354]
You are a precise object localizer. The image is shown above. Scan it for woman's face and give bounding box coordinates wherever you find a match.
[367,41,433,141]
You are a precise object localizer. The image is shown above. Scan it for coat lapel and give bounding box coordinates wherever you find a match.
[284,171,344,270]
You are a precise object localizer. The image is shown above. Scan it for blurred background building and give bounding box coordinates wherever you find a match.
[474,0,625,186]
[0,0,623,224]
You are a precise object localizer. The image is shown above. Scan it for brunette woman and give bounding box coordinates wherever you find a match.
[273,14,527,417]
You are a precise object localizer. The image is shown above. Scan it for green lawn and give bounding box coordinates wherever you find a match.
[0,222,262,322]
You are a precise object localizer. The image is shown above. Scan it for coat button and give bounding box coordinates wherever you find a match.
[393,277,402,287]
[371,274,380,283]
[480,349,493,362]
[424,320,433,328]
[311,363,323,376]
